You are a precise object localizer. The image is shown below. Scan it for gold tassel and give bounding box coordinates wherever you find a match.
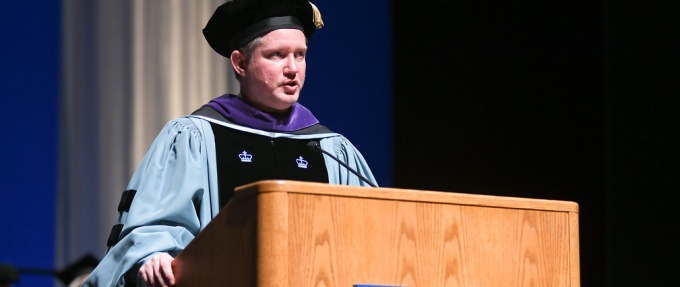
[309,1,324,29]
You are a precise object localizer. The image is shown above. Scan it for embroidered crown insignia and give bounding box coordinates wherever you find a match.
[296,156,308,168]
[239,151,253,162]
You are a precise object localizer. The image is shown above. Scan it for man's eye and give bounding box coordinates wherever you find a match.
[296,52,306,59]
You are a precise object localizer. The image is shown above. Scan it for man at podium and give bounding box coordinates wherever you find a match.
[83,0,377,286]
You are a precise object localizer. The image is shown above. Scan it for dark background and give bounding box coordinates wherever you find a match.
[2,0,678,286]
[393,1,678,286]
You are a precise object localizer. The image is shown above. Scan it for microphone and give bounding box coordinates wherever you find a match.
[307,141,378,187]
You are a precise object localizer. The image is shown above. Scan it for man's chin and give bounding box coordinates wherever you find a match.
[277,93,299,104]
[259,95,296,113]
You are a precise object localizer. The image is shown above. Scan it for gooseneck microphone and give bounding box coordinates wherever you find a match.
[306,141,378,187]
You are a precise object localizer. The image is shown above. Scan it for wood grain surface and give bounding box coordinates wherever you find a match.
[174,180,579,287]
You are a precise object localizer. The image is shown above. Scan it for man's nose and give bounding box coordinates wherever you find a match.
[284,55,298,74]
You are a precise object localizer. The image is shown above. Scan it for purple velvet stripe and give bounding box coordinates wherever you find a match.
[204,94,319,132]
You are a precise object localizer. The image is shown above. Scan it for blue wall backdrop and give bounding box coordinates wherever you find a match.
[0,0,60,286]
[0,1,390,286]
[300,0,392,187]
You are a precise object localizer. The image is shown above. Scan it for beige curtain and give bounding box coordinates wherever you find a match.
[58,0,236,270]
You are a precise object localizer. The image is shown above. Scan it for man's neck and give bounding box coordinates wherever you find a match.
[238,93,292,115]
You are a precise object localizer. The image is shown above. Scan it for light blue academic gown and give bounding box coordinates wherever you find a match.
[83,115,377,286]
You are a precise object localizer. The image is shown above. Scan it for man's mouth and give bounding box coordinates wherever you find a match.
[282,81,299,93]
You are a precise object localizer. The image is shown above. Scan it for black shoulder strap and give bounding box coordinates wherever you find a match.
[107,224,124,248]
[106,189,137,248]
[117,189,137,212]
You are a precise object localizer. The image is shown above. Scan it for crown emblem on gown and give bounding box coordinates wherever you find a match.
[296,156,308,168]
[239,151,253,162]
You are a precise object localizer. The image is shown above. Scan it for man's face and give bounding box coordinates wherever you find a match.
[239,29,307,113]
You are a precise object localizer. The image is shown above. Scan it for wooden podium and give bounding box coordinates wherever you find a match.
[172,180,580,287]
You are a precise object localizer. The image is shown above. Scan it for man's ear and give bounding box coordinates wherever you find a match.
[230,50,247,77]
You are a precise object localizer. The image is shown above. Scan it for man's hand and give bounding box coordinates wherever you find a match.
[138,253,176,287]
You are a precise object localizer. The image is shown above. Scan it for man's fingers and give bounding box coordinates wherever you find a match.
[160,258,176,285]
[140,258,159,286]
[138,253,175,287]
[139,269,149,286]
[153,257,170,287]
[154,259,163,286]
[140,266,156,286]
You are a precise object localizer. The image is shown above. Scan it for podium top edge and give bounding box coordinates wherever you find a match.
[234,180,579,213]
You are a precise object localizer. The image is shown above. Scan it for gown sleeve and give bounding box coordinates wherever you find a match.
[83,117,215,287]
